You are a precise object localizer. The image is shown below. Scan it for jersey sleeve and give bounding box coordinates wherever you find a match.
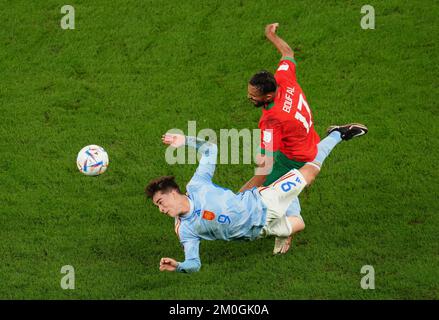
[274,57,297,86]
[187,139,218,188]
[260,120,282,157]
[176,238,201,273]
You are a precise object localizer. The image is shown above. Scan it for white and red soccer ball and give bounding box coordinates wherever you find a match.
[76,145,109,176]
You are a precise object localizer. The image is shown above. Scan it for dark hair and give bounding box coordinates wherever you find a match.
[249,70,277,94]
[145,176,181,198]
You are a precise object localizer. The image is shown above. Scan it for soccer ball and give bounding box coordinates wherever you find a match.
[76,145,109,176]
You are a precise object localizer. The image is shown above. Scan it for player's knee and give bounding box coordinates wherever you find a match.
[305,173,316,186]
[299,165,319,187]
[296,219,305,233]
[288,216,305,234]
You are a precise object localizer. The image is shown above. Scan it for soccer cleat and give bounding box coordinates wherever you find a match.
[273,236,293,255]
[326,123,368,141]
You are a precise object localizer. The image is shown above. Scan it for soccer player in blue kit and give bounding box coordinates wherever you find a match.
[146,124,367,273]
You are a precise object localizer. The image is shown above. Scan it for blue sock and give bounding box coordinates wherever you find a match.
[311,131,342,167]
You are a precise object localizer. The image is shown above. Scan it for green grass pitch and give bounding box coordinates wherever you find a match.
[0,0,438,299]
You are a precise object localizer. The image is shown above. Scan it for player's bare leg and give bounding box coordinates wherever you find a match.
[273,216,304,254]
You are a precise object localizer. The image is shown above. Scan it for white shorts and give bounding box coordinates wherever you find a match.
[259,169,307,237]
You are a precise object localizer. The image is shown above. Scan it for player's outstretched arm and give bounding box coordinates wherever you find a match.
[163,133,218,182]
[239,175,266,192]
[162,133,217,155]
[159,257,178,272]
[162,133,186,147]
[239,153,273,192]
[265,23,294,59]
[160,257,201,273]
[159,239,202,273]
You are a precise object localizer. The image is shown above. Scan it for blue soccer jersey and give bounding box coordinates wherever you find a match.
[175,137,267,273]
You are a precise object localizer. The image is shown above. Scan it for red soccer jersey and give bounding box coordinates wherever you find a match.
[259,58,320,162]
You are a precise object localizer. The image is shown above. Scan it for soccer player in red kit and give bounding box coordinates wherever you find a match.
[241,23,367,254]
[241,23,323,254]
[242,23,320,191]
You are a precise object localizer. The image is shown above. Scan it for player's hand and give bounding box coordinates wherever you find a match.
[254,153,273,176]
[162,133,185,148]
[265,23,279,37]
[159,257,178,272]
[255,153,266,167]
